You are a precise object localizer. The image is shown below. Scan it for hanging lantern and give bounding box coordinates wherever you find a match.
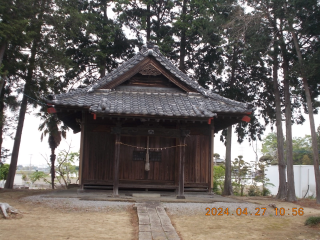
[47,107,56,114]
[242,115,251,123]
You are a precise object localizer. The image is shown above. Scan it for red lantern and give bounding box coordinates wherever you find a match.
[47,107,57,114]
[242,115,251,122]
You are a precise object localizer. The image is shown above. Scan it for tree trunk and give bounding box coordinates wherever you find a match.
[4,94,28,188]
[238,159,240,185]
[0,81,6,162]
[272,40,287,199]
[280,33,296,202]
[50,148,55,189]
[179,0,187,73]
[0,43,7,97]
[147,4,151,41]
[283,58,296,201]
[0,43,5,67]
[102,0,107,21]
[291,30,320,204]
[0,202,19,219]
[223,46,238,195]
[99,1,108,78]
[223,126,233,195]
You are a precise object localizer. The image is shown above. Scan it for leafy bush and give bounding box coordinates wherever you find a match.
[262,187,271,196]
[232,182,241,196]
[305,216,320,226]
[0,164,10,180]
[29,171,49,184]
[21,172,29,182]
[306,195,315,200]
[213,166,225,195]
[248,185,260,196]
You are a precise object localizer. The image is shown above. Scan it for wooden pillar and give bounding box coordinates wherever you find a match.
[79,111,86,189]
[177,133,187,199]
[113,128,121,196]
[209,124,214,194]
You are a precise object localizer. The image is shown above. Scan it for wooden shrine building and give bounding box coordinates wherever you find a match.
[47,43,252,198]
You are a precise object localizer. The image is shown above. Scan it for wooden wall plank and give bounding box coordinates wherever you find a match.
[184,133,210,185]
[200,135,208,183]
[113,133,121,196]
[195,136,201,182]
[209,126,214,192]
[116,135,176,182]
[82,119,211,188]
[82,131,115,182]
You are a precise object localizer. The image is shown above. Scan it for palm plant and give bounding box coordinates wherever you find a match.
[38,109,68,189]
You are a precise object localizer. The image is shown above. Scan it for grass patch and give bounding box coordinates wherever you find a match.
[305,216,320,226]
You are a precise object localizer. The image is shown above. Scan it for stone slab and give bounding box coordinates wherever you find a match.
[139,224,151,232]
[139,219,150,225]
[165,231,180,240]
[133,193,161,198]
[151,231,167,240]
[150,226,163,232]
[162,225,176,232]
[139,231,152,240]
[136,201,180,240]
[139,212,149,218]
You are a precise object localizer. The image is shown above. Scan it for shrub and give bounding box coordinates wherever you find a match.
[248,185,260,196]
[21,172,29,182]
[306,195,315,200]
[262,187,271,196]
[212,181,220,194]
[232,182,241,196]
[0,164,10,180]
[213,166,225,195]
[29,171,49,184]
[305,216,320,226]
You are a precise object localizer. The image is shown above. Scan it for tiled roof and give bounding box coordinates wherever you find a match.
[49,43,251,118]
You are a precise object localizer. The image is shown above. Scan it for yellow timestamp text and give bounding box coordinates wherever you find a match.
[205,207,267,216]
[274,207,304,216]
[205,207,304,216]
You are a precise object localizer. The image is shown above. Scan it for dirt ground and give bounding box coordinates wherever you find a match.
[0,190,138,240]
[1,190,320,240]
[170,196,320,240]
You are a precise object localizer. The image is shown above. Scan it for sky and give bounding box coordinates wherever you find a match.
[2,108,319,167]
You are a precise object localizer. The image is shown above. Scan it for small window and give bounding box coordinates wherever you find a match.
[149,151,162,162]
[133,151,145,161]
[132,151,162,162]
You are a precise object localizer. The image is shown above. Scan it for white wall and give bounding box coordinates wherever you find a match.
[0,174,27,188]
[265,165,316,198]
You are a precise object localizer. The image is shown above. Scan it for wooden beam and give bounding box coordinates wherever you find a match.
[102,56,196,92]
[110,126,190,138]
[209,124,214,194]
[113,133,121,196]
[177,136,186,199]
[79,111,86,189]
[148,59,195,92]
[104,58,151,89]
[119,184,176,189]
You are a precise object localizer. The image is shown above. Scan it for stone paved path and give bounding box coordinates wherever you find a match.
[135,201,180,240]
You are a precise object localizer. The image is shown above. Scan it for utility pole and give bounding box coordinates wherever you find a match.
[29,154,32,172]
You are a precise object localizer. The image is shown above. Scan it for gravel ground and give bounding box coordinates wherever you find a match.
[20,196,263,216]
[165,202,261,216]
[20,195,133,212]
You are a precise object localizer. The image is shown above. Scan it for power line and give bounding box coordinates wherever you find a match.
[23,93,47,106]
